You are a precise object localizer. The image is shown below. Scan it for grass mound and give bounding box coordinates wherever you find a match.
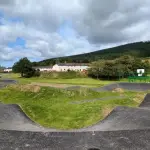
[133,93,146,104]
[112,88,124,93]
[10,84,41,93]
[0,85,146,129]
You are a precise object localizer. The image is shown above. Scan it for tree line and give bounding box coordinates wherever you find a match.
[88,55,150,80]
[12,55,150,79]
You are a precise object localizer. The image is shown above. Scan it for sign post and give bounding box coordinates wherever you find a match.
[128,69,150,83]
[137,69,145,77]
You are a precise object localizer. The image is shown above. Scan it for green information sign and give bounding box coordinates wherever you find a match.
[128,76,150,83]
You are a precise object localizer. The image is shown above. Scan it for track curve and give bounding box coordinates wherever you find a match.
[93,82,150,91]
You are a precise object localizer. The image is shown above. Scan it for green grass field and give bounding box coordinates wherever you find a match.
[0,84,146,129]
[0,73,127,87]
[0,73,147,129]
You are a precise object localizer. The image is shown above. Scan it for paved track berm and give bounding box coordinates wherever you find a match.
[93,82,150,91]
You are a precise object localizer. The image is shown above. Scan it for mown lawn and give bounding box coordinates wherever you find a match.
[0,84,146,129]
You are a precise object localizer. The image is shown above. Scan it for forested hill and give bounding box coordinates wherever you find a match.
[33,41,150,66]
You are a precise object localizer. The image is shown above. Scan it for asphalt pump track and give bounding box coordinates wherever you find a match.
[1,80,150,149]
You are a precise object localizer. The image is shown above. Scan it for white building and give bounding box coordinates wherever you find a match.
[33,63,89,72]
[33,66,53,72]
[4,68,12,73]
[52,63,89,72]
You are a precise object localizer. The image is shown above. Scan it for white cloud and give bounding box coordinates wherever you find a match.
[0,0,150,66]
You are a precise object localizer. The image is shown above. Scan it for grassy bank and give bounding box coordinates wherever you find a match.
[0,84,146,129]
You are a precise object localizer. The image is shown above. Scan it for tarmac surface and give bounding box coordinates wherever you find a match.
[93,82,150,91]
[1,129,150,150]
[0,103,47,132]
[69,96,127,104]
[139,93,150,108]
[0,79,16,88]
[0,80,150,149]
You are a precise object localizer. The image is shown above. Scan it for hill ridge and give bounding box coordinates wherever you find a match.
[34,41,150,66]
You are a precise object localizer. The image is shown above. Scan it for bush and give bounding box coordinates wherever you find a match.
[21,66,40,78]
[12,57,32,77]
[33,69,41,77]
[88,55,150,80]
[40,71,87,79]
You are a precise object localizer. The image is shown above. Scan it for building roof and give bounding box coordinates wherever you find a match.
[33,66,53,69]
[4,68,12,69]
[56,63,89,66]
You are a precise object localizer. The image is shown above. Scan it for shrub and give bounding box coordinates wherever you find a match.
[20,66,40,78]
[33,69,41,77]
[40,71,87,79]
[88,55,150,80]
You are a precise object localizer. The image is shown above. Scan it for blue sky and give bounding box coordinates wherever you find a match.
[0,14,27,67]
[0,11,78,67]
[0,10,94,67]
[0,0,150,68]
[0,11,4,25]
[8,37,26,48]
[57,20,76,39]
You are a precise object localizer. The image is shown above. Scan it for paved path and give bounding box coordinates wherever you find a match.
[1,129,150,150]
[1,80,150,149]
[55,82,150,91]
[93,82,150,91]
[70,96,127,104]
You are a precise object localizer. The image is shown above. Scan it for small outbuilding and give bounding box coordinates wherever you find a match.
[4,68,12,73]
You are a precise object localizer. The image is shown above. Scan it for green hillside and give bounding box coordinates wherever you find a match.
[33,41,150,66]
